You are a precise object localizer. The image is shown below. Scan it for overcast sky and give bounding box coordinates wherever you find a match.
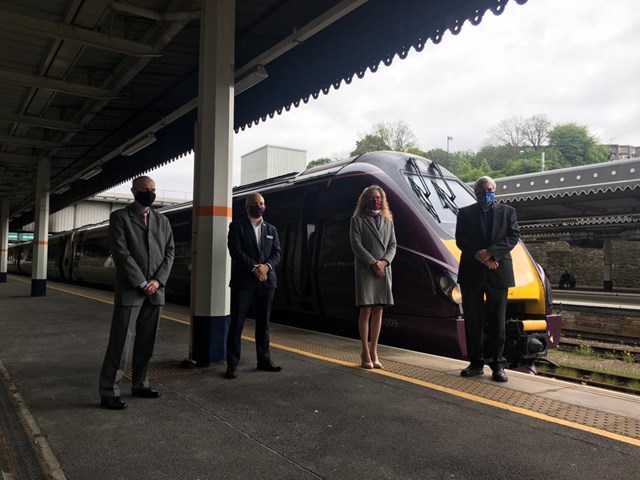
[110,0,639,199]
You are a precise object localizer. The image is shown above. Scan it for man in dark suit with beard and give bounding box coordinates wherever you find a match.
[455,176,520,382]
[99,176,175,409]
[225,192,282,379]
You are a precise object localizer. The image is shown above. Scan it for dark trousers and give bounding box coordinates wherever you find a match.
[227,284,275,369]
[99,300,161,399]
[460,283,508,368]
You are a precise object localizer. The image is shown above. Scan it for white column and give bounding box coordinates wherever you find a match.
[0,198,9,282]
[31,156,50,296]
[189,0,235,365]
[603,238,613,291]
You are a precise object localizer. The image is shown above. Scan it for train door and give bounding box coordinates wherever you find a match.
[20,243,34,276]
[316,180,359,322]
[62,231,77,281]
[290,189,322,312]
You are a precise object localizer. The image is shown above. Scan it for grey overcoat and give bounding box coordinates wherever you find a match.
[349,215,397,306]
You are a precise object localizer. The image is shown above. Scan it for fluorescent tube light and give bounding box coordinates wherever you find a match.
[235,65,268,95]
[54,185,70,194]
[79,166,102,180]
[122,133,157,156]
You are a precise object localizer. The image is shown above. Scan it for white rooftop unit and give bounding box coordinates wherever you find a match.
[241,145,306,185]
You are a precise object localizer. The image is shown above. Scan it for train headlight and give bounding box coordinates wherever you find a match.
[436,273,462,305]
[450,285,462,304]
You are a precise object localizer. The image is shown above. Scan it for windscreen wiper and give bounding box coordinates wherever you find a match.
[431,180,459,215]
[428,160,457,202]
[407,158,440,222]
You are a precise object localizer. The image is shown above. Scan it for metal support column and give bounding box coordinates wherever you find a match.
[189,0,235,366]
[603,238,613,291]
[0,198,9,282]
[31,157,50,296]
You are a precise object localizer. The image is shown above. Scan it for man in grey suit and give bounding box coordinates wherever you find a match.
[455,176,519,382]
[99,176,175,410]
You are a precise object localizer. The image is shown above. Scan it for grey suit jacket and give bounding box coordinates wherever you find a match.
[109,204,175,306]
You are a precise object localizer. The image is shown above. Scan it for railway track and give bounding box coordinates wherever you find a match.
[537,365,640,396]
[559,331,640,363]
[536,329,640,396]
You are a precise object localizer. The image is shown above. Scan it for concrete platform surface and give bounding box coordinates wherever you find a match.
[1,276,639,480]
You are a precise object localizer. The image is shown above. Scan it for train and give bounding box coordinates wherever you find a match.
[7,151,561,370]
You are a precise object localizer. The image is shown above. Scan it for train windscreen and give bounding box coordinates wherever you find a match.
[405,173,476,236]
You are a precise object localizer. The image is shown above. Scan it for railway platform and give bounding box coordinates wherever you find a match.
[1,275,639,480]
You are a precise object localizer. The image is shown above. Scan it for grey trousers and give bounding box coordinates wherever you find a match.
[99,301,161,399]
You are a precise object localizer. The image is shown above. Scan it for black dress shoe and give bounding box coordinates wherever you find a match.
[460,364,484,377]
[224,367,237,379]
[101,396,127,410]
[257,360,282,372]
[132,387,161,398]
[491,368,508,382]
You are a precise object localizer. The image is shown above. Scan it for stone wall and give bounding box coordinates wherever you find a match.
[525,239,640,290]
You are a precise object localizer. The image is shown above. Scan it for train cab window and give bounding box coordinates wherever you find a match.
[406,173,475,236]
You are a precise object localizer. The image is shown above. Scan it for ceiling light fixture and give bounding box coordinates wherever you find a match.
[53,185,70,194]
[80,165,102,180]
[79,166,102,180]
[234,65,268,95]
[121,133,157,156]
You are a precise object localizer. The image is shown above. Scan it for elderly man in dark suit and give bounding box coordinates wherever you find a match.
[455,176,520,382]
[99,176,175,409]
[225,192,282,379]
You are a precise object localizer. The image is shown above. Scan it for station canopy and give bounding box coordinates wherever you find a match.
[0,0,525,229]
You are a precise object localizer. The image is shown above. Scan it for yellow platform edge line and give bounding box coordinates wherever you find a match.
[16,278,640,448]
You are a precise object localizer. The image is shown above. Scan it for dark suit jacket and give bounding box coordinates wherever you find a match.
[227,217,281,289]
[109,204,175,306]
[455,202,520,289]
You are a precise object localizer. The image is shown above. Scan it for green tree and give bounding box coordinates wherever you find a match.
[548,123,609,166]
[351,120,418,156]
[306,157,332,169]
[420,148,449,167]
[475,145,513,172]
[350,134,389,156]
[449,152,491,182]
[372,120,418,152]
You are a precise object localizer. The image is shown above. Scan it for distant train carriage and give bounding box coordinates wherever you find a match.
[7,151,560,369]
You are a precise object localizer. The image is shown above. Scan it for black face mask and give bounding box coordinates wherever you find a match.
[248,206,266,218]
[135,191,156,207]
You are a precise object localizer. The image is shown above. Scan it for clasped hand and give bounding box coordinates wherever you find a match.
[143,279,160,296]
[253,264,269,282]
[475,249,499,270]
[371,260,387,278]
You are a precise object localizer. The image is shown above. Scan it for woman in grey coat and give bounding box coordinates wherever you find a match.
[349,185,397,369]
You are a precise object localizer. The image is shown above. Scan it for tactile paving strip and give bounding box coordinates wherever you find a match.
[267,333,640,441]
[124,360,202,381]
